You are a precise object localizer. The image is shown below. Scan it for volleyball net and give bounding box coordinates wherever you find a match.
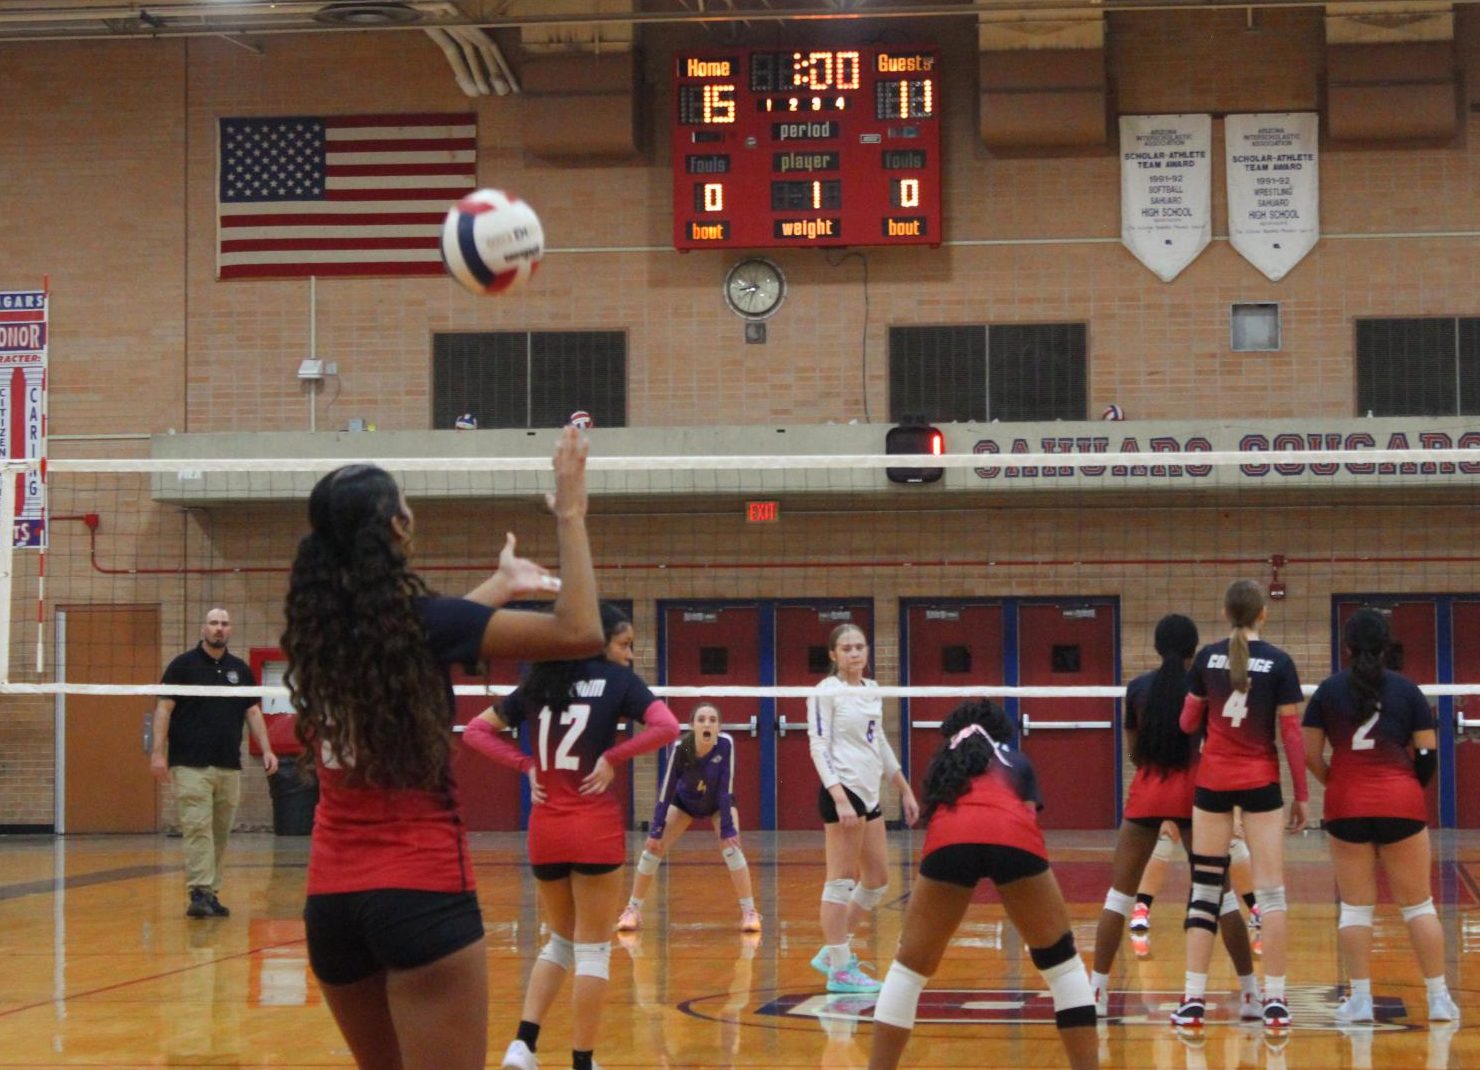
[4,445,1480,812]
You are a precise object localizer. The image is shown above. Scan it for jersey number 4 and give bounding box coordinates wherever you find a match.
[1221,690,1249,728]
[537,704,591,771]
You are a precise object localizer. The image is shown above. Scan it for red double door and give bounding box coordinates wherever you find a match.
[904,601,1120,829]
[660,601,875,832]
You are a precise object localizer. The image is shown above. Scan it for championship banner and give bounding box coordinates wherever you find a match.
[1225,113,1320,281]
[1119,114,1212,283]
[1,290,47,548]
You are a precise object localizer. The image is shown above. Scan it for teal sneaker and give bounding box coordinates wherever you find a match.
[827,963,882,994]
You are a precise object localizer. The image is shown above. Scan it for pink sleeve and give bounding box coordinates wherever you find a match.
[463,717,533,773]
[604,701,682,765]
[1180,693,1208,734]
[1278,712,1309,802]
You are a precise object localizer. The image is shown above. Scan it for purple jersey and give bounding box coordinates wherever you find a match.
[650,732,737,839]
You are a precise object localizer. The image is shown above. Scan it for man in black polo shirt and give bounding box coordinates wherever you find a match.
[150,607,278,918]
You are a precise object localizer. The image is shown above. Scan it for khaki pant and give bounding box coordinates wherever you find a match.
[171,766,241,893]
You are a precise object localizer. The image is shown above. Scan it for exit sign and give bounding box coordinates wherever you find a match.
[746,500,780,523]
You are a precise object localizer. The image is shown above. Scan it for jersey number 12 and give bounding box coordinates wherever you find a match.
[538,703,591,771]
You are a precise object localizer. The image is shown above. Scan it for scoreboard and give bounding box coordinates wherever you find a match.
[672,47,941,250]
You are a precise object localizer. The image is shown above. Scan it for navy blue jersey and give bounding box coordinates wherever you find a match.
[502,659,658,803]
[1189,638,1303,790]
[1303,669,1434,820]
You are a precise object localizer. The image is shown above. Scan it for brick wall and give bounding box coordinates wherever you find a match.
[1,11,1477,828]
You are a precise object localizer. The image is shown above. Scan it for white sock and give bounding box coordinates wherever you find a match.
[739,897,755,912]
[1265,974,1286,1000]
[1183,971,1207,999]
[827,943,852,970]
[1350,978,1371,1001]
[1425,975,1450,998]
[1090,970,1109,995]
[1239,973,1260,998]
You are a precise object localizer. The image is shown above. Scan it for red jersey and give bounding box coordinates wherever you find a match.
[306,596,492,896]
[501,659,662,865]
[922,742,1047,861]
[1122,669,1198,821]
[1189,638,1303,792]
[1302,669,1434,822]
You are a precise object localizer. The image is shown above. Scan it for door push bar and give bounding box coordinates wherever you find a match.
[1457,704,1480,733]
[720,717,759,737]
[777,715,809,736]
[1020,713,1113,737]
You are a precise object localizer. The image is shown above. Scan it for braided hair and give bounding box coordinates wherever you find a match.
[921,699,1016,823]
[1343,608,1389,724]
[1132,614,1199,772]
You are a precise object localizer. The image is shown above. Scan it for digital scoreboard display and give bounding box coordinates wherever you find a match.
[672,47,941,250]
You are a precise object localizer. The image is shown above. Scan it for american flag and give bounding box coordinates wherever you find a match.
[216,113,476,279]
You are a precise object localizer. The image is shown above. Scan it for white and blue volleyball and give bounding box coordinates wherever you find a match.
[441,189,544,296]
[1100,404,1125,421]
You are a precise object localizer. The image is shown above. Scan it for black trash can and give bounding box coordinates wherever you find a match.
[267,756,318,836]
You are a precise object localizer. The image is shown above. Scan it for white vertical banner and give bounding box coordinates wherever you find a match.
[1225,113,1320,281]
[0,289,47,549]
[1119,114,1212,283]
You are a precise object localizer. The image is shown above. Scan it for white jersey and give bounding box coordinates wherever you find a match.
[806,675,901,811]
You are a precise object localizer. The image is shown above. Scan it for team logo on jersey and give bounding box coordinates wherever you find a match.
[692,986,1415,1033]
[226,670,240,684]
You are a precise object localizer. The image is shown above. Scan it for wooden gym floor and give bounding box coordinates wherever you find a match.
[0,830,1475,1068]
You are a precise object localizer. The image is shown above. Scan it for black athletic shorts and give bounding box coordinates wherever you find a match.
[1194,782,1283,814]
[530,861,623,881]
[819,785,883,824]
[1324,816,1427,845]
[304,889,483,986]
[1127,816,1192,834]
[919,843,1049,889]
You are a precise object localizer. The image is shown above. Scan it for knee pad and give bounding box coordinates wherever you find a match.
[573,941,612,980]
[1254,885,1287,915]
[636,850,662,877]
[1030,934,1096,1029]
[850,883,887,911]
[822,878,855,906]
[1151,835,1176,864]
[1220,890,1242,917]
[873,962,928,1030]
[1184,853,1231,933]
[537,933,575,971]
[1228,837,1250,866]
[1339,902,1375,929]
[1103,888,1134,918]
[721,845,747,872]
[1401,898,1436,922]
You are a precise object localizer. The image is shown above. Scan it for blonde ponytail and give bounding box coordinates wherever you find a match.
[1223,579,1265,694]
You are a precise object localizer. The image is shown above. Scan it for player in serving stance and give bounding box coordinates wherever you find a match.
[1176,580,1307,1030]
[284,428,604,1070]
[808,623,920,993]
[616,701,761,933]
[869,700,1098,1070]
[465,603,681,1070]
[1302,609,1459,1023]
[1090,615,1261,1019]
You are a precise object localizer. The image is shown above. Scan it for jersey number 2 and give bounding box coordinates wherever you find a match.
[1221,691,1249,728]
[1351,707,1380,751]
[537,703,591,770]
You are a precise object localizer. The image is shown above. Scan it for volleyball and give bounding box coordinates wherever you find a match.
[440,189,544,296]
[568,410,594,430]
[1100,404,1125,421]
[453,413,478,430]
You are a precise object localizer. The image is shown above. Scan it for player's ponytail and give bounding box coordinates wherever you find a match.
[1224,580,1264,693]
[1343,608,1389,724]
[522,602,632,713]
[1135,614,1198,771]
[921,700,1015,823]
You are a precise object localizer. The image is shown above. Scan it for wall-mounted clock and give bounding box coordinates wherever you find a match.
[723,258,786,320]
